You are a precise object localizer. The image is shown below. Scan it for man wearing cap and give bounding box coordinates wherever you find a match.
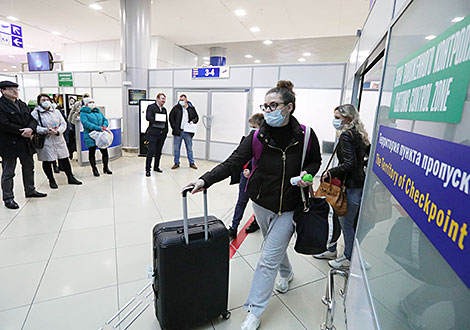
[0,81,47,209]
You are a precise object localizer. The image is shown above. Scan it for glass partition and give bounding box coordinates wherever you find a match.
[356,1,470,329]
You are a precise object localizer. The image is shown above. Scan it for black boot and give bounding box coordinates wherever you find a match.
[53,162,60,173]
[67,175,82,185]
[92,166,100,177]
[103,167,113,175]
[228,226,237,239]
[49,178,58,189]
[245,219,260,233]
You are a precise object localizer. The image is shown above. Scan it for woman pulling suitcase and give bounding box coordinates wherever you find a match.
[185,80,322,330]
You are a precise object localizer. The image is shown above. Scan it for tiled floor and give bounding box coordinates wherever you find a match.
[0,154,347,330]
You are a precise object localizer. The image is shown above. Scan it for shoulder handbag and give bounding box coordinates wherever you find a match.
[31,111,46,149]
[314,141,348,216]
[293,126,341,254]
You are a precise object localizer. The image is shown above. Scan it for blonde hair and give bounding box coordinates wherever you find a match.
[335,104,370,146]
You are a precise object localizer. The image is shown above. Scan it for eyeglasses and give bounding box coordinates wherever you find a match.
[260,102,285,112]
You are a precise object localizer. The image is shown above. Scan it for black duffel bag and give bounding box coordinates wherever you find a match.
[293,195,341,255]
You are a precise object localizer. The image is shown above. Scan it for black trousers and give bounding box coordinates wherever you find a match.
[145,133,166,171]
[1,154,36,201]
[88,146,109,168]
[42,158,74,180]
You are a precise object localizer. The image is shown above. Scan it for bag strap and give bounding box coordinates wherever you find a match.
[37,110,44,127]
[299,126,311,211]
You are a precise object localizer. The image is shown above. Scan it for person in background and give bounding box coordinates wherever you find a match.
[80,98,113,177]
[169,94,199,170]
[184,80,322,330]
[67,93,90,160]
[228,113,264,239]
[315,104,369,270]
[0,81,47,209]
[145,93,168,177]
[31,94,82,189]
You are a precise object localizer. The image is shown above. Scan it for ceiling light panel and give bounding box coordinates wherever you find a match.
[7,16,19,21]
[250,27,260,32]
[234,9,247,17]
[263,40,273,45]
[89,3,103,10]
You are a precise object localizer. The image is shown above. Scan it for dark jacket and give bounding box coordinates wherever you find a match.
[329,128,368,189]
[0,96,38,158]
[201,116,322,214]
[146,103,168,136]
[169,103,199,137]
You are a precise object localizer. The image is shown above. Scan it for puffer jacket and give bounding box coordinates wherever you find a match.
[200,116,322,214]
[31,106,69,161]
[329,128,368,188]
[80,106,108,148]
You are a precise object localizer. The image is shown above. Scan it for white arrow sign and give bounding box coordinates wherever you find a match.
[12,37,22,47]
[12,26,20,35]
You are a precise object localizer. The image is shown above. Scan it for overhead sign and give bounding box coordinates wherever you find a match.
[0,20,23,48]
[58,72,73,87]
[192,67,230,79]
[373,125,470,287]
[389,15,470,123]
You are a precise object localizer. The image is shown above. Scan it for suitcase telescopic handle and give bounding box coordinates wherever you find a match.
[182,186,209,245]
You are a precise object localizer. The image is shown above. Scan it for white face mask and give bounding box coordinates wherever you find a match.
[88,103,95,109]
[41,101,51,109]
[179,100,186,106]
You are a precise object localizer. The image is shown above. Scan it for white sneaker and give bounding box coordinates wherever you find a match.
[241,312,260,330]
[275,272,294,293]
[313,250,337,260]
[328,256,350,269]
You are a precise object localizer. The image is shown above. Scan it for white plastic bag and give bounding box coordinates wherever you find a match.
[89,130,114,149]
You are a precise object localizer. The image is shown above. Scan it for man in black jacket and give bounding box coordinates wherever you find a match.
[145,93,168,176]
[0,81,47,209]
[168,94,199,169]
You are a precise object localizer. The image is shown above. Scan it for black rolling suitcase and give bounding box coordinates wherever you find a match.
[152,187,231,330]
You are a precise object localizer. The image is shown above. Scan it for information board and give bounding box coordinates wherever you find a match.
[192,67,230,79]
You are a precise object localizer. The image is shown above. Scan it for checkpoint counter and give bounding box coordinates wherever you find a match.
[75,117,122,166]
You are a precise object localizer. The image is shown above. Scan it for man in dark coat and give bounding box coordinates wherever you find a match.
[168,94,199,169]
[145,93,168,176]
[0,81,47,209]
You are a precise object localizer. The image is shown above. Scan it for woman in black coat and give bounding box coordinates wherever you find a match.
[184,80,322,330]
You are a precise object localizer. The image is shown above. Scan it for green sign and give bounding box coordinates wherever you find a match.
[58,72,73,87]
[389,16,470,123]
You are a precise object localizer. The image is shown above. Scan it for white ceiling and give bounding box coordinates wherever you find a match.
[0,0,370,72]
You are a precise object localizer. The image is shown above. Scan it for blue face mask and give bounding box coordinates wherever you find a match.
[265,109,286,127]
[332,119,343,130]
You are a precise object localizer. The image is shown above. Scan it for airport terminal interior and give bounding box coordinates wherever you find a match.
[0,0,469,329]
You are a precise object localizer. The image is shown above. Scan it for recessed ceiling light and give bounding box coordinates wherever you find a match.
[203,56,210,60]
[302,52,311,57]
[11,65,16,68]
[245,54,253,59]
[3,69,8,72]
[298,58,306,62]
[234,9,246,17]
[425,35,436,40]
[254,60,261,64]
[194,56,198,60]
[51,31,62,36]
[451,17,464,23]
[7,16,19,21]
[250,27,260,33]
[263,40,273,45]
[8,55,14,58]
[89,3,103,10]
[204,61,210,64]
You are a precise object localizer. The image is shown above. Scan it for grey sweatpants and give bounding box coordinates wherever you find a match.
[244,202,295,317]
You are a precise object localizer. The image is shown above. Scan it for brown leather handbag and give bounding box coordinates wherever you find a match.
[315,143,348,216]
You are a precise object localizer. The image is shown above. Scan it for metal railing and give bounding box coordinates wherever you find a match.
[321,269,349,330]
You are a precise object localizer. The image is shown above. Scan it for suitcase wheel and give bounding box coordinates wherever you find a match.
[222,311,231,320]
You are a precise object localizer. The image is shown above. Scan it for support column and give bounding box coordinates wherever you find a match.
[120,0,151,150]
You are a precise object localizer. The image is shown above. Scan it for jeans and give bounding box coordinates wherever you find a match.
[173,132,194,165]
[1,154,36,201]
[145,133,166,171]
[244,203,295,317]
[340,188,363,260]
[231,172,250,229]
